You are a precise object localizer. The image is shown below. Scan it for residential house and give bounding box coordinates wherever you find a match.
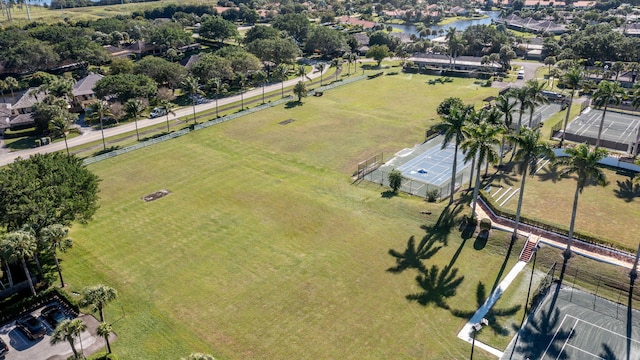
[0,88,43,134]
[337,16,377,30]
[71,73,103,112]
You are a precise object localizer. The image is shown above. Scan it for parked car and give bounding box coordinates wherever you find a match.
[541,90,566,101]
[517,70,525,79]
[16,314,46,340]
[149,107,167,118]
[41,304,67,328]
[0,337,8,357]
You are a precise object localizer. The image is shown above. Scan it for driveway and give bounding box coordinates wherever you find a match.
[0,310,106,360]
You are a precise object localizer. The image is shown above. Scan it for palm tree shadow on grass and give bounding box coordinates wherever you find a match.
[511,305,572,359]
[405,264,465,309]
[451,282,521,336]
[536,163,562,183]
[491,166,519,187]
[613,179,640,202]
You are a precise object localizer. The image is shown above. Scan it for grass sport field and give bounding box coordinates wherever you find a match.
[504,285,640,360]
[64,74,521,359]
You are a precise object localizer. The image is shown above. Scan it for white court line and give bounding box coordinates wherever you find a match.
[541,314,570,359]
[492,187,503,198]
[500,188,519,207]
[495,187,513,202]
[533,157,551,175]
[565,344,605,359]
[565,315,640,345]
[556,318,578,360]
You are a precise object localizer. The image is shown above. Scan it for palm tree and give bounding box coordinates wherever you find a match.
[525,79,549,128]
[274,63,289,98]
[208,77,227,118]
[40,224,73,288]
[330,58,342,82]
[556,144,608,262]
[316,63,326,86]
[445,28,465,70]
[559,67,584,147]
[494,93,517,168]
[0,79,6,101]
[158,99,176,133]
[181,76,204,125]
[252,70,267,104]
[235,72,247,110]
[124,98,146,141]
[0,230,37,296]
[433,105,469,204]
[514,85,532,134]
[4,76,18,98]
[87,100,113,151]
[97,322,112,354]
[0,243,14,288]
[508,128,555,243]
[297,64,307,82]
[80,284,118,322]
[461,122,502,217]
[50,116,73,156]
[592,80,624,148]
[50,319,87,359]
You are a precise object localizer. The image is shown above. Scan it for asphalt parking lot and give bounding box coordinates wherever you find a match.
[0,308,102,360]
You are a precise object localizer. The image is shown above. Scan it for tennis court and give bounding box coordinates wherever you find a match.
[565,109,640,152]
[397,142,467,186]
[504,286,640,360]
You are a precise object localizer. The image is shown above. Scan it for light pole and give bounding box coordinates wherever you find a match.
[510,244,541,359]
[470,318,488,359]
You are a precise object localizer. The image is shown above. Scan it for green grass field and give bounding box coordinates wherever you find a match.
[61,74,526,359]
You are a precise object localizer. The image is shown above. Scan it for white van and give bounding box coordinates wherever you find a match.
[517,70,525,79]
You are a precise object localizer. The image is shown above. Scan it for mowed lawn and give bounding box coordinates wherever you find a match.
[488,162,640,250]
[63,75,515,359]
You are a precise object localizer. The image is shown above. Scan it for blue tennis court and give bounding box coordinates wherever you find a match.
[397,142,469,186]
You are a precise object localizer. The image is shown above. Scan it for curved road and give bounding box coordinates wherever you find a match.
[0,65,331,167]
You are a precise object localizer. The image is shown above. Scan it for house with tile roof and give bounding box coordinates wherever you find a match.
[0,88,44,134]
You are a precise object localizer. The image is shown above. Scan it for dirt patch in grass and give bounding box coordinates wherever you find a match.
[279,119,295,125]
[142,189,171,202]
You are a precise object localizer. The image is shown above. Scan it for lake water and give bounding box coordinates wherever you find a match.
[389,11,501,38]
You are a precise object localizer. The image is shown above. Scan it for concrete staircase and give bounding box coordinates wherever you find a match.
[519,236,540,263]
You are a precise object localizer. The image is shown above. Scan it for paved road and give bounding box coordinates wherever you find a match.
[0,65,330,167]
[492,60,545,91]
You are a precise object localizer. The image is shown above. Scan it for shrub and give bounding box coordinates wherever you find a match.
[479,218,492,231]
[425,189,439,202]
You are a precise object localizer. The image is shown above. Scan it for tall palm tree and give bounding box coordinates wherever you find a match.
[461,122,502,217]
[559,67,584,147]
[124,98,146,141]
[445,28,465,70]
[556,144,608,261]
[274,63,289,98]
[592,80,624,148]
[97,322,112,354]
[525,79,549,128]
[508,128,555,243]
[297,64,307,82]
[330,58,342,82]
[208,77,227,118]
[181,76,203,125]
[80,284,118,322]
[0,243,14,288]
[50,319,87,359]
[433,105,470,204]
[40,224,73,288]
[514,85,532,134]
[0,230,37,296]
[4,76,18,98]
[50,115,73,156]
[316,63,326,86]
[235,72,248,110]
[252,70,267,104]
[158,99,176,133]
[494,93,516,168]
[87,100,113,151]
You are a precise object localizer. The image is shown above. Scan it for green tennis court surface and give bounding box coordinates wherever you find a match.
[503,285,640,360]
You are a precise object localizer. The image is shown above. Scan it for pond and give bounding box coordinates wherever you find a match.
[388,11,501,38]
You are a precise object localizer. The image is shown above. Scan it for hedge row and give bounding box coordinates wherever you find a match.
[0,287,80,324]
